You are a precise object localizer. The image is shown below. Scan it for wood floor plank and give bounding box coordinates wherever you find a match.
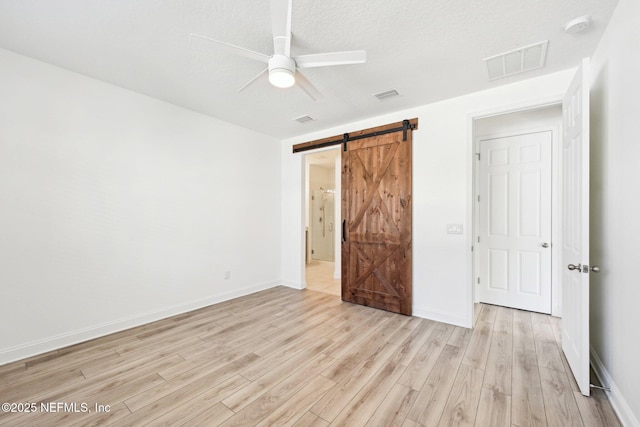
[156,334,267,381]
[478,303,498,323]
[513,309,536,352]
[322,309,392,359]
[292,411,330,427]
[397,325,453,390]
[222,339,334,413]
[447,325,474,349]
[320,320,396,384]
[178,402,235,427]
[120,353,259,422]
[365,383,418,427]
[483,316,513,395]
[142,375,249,426]
[241,336,332,381]
[254,375,335,427]
[220,353,336,427]
[256,321,334,356]
[69,402,132,427]
[390,319,437,367]
[329,359,407,427]
[512,348,547,427]
[436,364,484,427]
[0,360,26,377]
[310,340,400,422]
[539,366,583,426]
[402,419,425,427]
[81,347,187,379]
[5,373,166,427]
[0,349,122,387]
[406,344,465,426]
[177,332,269,362]
[1,365,86,402]
[461,320,493,370]
[41,355,182,404]
[0,290,619,427]
[572,390,622,427]
[533,322,566,373]
[474,387,510,427]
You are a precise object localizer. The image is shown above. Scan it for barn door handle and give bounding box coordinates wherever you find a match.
[342,220,346,242]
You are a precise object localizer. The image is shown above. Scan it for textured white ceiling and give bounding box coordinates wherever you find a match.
[0,0,618,139]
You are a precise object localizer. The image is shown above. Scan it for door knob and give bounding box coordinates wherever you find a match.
[541,242,550,248]
[567,263,581,271]
[590,265,600,273]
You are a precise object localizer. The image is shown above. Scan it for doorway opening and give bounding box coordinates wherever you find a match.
[472,104,563,318]
[305,148,341,296]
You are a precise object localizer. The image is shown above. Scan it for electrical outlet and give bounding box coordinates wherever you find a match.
[224,271,231,280]
[447,224,463,234]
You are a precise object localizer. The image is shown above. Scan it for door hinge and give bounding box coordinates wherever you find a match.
[477,277,480,284]
[477,195,480,202]
[475,153,480,160]
[477,236,480,243]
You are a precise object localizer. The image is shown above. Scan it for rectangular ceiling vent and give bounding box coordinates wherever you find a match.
[294,115,315,124]
[484,40,548,81]
[373,89,399,101]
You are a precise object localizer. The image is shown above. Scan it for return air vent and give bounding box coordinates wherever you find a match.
[484,41,548,81]
[373,89,399,101]
[294,115,315,124]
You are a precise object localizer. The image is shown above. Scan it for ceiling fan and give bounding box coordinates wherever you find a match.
[189,0,366,101]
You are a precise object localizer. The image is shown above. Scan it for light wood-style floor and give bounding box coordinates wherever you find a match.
[0,287,620,426]
[306,260,341,296]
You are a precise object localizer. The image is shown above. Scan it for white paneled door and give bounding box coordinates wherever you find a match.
[478,130,552,313]
[561,59,591,396]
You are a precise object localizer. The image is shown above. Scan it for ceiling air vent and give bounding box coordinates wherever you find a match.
[294,115,315,124]
[484,41,548,81]
[373,89,399,101]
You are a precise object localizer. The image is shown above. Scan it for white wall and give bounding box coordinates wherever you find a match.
[589,0,640,424]
[0,49,282,364]
[281,69,573,327]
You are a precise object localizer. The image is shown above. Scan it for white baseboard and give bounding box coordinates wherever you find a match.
[280,281,305,290]
[0,281,281,366]
[591,346,640,427]
[413,306,471,328]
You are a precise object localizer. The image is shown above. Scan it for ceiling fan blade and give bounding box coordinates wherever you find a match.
[295,50,367,69]
[295,71,323,101]
[270,0,292,56]
[238,68,269,92]
[189,33,270,63]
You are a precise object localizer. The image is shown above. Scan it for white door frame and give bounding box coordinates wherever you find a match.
[468,97,565,323]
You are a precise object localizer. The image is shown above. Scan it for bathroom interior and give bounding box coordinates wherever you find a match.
[305,148,341,296]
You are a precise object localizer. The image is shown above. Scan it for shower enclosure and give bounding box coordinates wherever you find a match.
[311,188,335,262]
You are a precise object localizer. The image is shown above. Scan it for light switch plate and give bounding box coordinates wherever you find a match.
[447,224,463,234]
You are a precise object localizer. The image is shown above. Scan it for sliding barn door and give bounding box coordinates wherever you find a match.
[342,121,414,315]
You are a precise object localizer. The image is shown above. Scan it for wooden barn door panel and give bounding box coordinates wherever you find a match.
[342,121,414,315]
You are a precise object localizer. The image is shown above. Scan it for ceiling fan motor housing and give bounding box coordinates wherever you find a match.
[268,54,296,88]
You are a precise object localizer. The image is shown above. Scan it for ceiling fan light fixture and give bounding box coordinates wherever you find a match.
[268,55,296,88]
[269,68,295,88]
